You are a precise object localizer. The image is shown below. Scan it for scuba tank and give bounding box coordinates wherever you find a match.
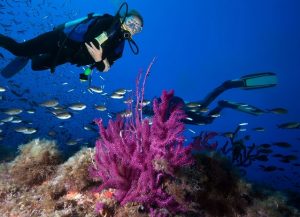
[56,13,101,43]
[54,13,101,32]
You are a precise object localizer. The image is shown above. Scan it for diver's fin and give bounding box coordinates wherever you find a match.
[200,72,278,108]
[1,56,29,78]
[239,72,277,89]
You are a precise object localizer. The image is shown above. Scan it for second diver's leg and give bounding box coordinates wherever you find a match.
[31,53,68,71]
[0,31,61,57]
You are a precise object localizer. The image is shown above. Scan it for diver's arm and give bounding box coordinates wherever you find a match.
[102,59,110,71]
[95,58,110,72]
[95,47,122,72]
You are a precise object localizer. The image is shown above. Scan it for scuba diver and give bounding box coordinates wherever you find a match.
[142,72,278,125]
[0,3,142,80]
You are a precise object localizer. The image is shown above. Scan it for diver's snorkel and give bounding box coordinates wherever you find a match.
[80,2,140,82]
[125,34,139,54]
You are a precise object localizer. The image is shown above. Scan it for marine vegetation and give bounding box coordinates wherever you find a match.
[190,131,219,152]
[219,125,259,167]
[190,126,260,168]
[89,64,194,215]
[9,139,61,186]
[90,89,194,216]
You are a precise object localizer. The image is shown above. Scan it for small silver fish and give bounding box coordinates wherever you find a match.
[114,88,127,95]
[15,127,37,134]
[84,125,92,131]
[55,112,72,120]
[40,99,59,107]
[26,109,36,114]
[139,100,151,107]
[110,93,124,99]
[89,86,103,93]
[210,113,221,118]
[186,102,201,108]
[187,128,196,134]
[69,103,87,111]
[0,86,6,92]
[95,105,107,111]
[22,128,37,134]
[2,116,14,123]
[185,117,193,121]
[3,108,23,115]
[11,116,22,124]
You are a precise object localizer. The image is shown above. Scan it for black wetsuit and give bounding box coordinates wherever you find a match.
[0,14,125,72]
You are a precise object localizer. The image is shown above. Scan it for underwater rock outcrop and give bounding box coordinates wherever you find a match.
[0,139,98,216]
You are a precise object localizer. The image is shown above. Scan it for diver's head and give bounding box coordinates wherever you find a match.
[122,10,143,36]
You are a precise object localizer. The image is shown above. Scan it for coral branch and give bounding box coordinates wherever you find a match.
[90,67,193,214]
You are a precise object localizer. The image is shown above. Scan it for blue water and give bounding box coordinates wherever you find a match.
[1,0,300,194]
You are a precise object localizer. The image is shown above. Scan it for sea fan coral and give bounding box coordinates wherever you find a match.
[90,65,193,215]
[190,131,219,152]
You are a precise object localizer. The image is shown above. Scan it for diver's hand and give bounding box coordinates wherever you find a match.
[85,42,103,62]
[102,58,110,72]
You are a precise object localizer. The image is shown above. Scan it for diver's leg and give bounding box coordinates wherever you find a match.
[31,54,67,71]
[0,31,61,57]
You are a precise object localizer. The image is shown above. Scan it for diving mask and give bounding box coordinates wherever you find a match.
[125,16,142,34]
